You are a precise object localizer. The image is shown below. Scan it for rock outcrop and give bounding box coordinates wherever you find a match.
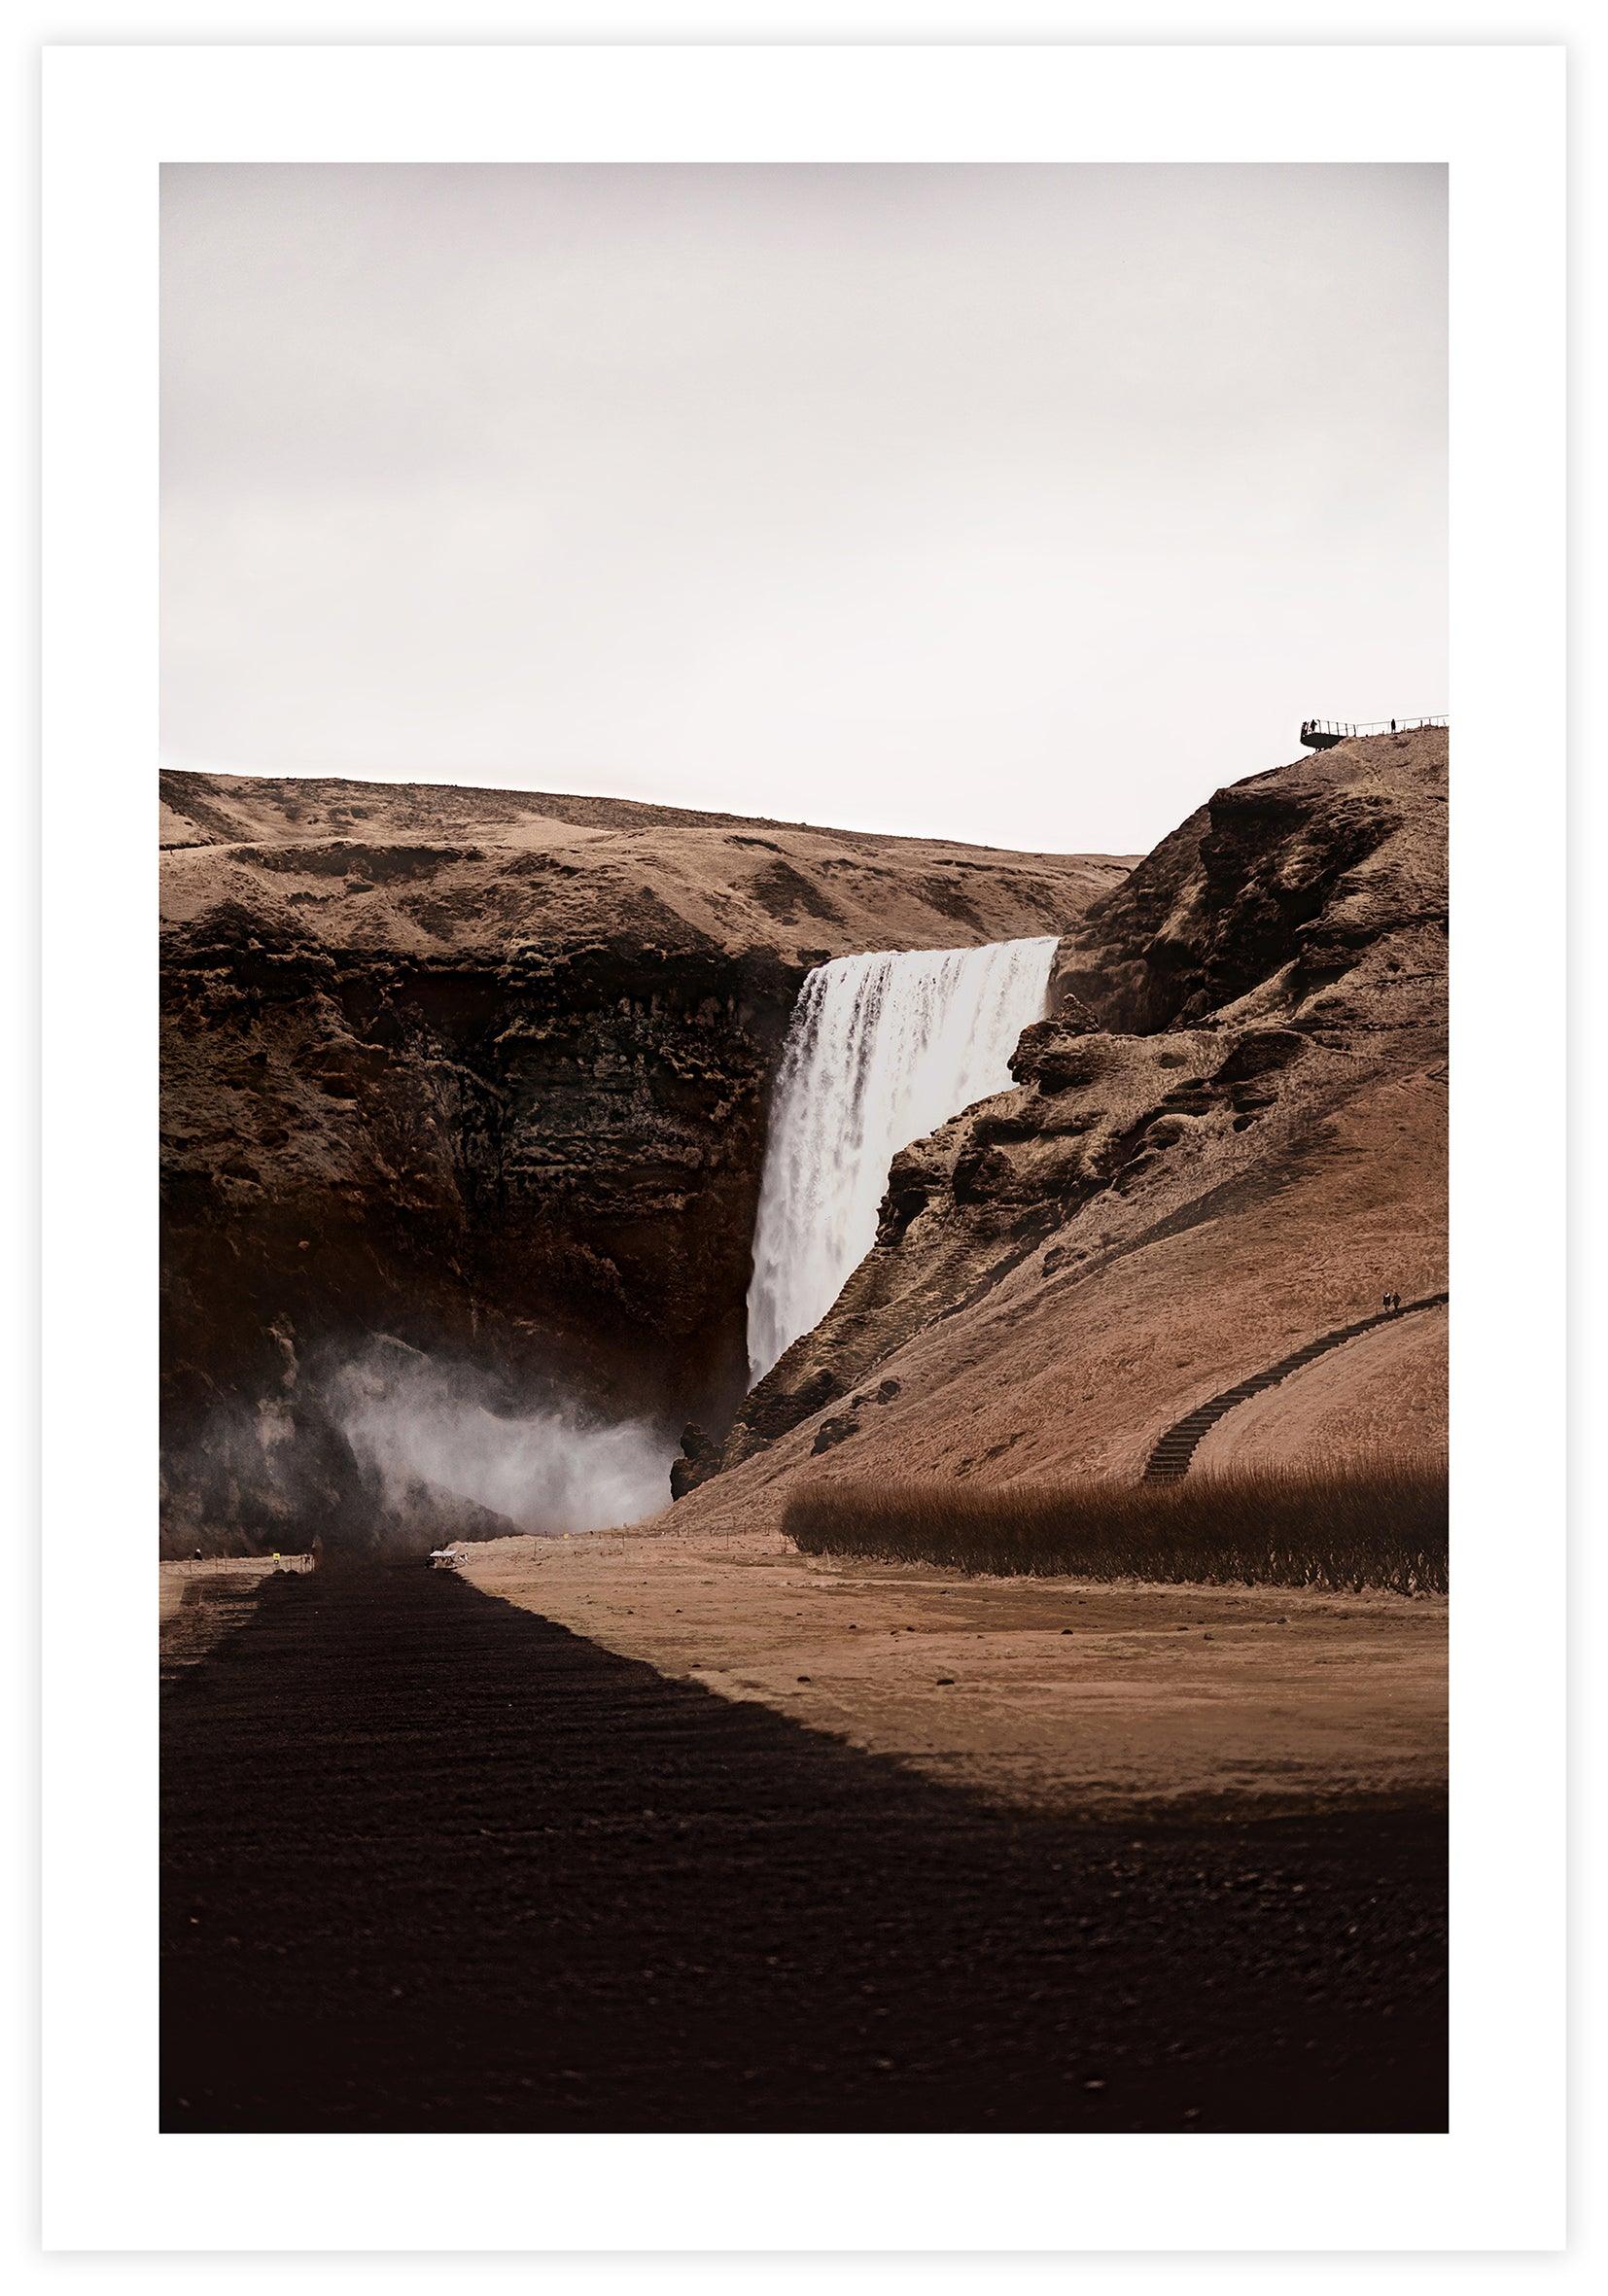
[160,770,1122,1550]
[1056,727,1446,1034]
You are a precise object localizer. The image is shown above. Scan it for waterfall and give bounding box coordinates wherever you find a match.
[745,936,1058,1385]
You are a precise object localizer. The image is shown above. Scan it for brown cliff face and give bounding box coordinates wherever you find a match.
[681,729,1448,1505]
[1055,731,1447,1035]
[160,769,1122,1550]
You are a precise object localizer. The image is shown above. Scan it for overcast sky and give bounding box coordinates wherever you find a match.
[161,162,1446,856]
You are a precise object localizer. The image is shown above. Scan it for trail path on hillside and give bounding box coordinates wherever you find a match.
[1142,1293,1451,1480]
[163,1564,1446,2134]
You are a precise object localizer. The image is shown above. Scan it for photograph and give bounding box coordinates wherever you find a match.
[152,157,1454,2137]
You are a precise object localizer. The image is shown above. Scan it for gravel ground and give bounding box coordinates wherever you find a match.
[161,1563,1447,2133]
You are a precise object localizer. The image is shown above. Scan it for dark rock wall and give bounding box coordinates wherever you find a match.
[161,929,801,1458]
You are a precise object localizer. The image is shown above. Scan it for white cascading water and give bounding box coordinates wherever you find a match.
[745,936,1059,1384]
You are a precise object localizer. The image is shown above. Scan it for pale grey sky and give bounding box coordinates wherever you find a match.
[161,162,1446,854]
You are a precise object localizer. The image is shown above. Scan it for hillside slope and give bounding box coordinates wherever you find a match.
[674,725,1448,1517]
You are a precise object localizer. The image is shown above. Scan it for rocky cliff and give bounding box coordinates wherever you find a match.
[160,770,1122,1551]
[676,728,1448,1512]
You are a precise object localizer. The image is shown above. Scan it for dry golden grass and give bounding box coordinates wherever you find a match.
[783,1461,1449,1596]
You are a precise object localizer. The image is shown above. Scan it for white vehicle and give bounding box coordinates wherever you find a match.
[428,1547,467,1571]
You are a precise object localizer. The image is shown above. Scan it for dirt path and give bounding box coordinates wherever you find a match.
[1142,1294,1450,1481]
[162,1563,1446,2134]
[464,1531,1448,1818]
[158,1555,309,1685]
[1193,1303,1450,1473]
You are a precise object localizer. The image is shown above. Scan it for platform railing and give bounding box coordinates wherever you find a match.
[1300,713,1448,746]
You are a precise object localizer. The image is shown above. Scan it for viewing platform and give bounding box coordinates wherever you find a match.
[1300,714,1448,750]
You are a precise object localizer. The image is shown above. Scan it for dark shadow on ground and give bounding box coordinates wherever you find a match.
[161,1562,1447,2132]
